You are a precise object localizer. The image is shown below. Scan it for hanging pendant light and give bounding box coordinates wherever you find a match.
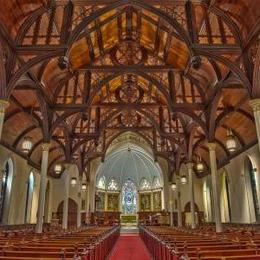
[82,183,87,191]
[180,174,187,185]
[171,182,177,191]
[22,137,32,153]
[70,177,77,186]
[196,156,204,173]
[54,164,62,174]
[226,128,236,153]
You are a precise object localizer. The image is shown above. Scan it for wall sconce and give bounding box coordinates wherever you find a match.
[171,182,177,191]
[180,174,187,185]
[22,137,32,154]
[70,177,77,186]
[196,156,204,173]
[82,183,87,191]
[54,164,62,174]
[226,128,237,153]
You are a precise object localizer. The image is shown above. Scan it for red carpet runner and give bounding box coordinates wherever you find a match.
[109,235,151,260]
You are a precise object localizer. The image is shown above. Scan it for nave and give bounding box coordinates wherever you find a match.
[0,0,260,259]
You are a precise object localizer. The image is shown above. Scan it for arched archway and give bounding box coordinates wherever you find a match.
[244,156,260,222]
[57,198,78,227]
[220,170,231,223]
[184,202,200,226]
[0,158,14,224]
[24,171,34,223]
[203,179,213,222]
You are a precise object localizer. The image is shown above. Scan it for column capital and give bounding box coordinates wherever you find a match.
[0,99,9,113]
[207,142,216,151]
[41,143,50,152]
[249,99,260,112]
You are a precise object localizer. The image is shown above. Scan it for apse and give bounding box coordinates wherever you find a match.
[95,142,163,214]
[96,144,162,189]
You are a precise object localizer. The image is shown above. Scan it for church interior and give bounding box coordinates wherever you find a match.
[0,0,260,259]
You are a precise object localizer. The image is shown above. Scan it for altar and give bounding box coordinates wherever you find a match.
[120,214,138,226]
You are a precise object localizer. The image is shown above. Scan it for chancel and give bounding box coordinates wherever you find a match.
[0,0,259,259]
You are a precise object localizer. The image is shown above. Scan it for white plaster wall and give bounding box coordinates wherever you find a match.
[222,145,260,223]
[0,145,34,224]
[157,157,169,211]
[0,145,54,224]
[178,163,204,212]
[199,144,260,224]
[89,158,101,212]
[1,141,260,225]
[51,164,80,214]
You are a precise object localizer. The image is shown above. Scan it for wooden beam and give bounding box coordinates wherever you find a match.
[77,64,181,72]
[52,102,205,110]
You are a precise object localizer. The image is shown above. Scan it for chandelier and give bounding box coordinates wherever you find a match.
[180,174,187,185]
[70,177,77,186]
[54,164,62,174]
[21,137,32,154]
[226,128,237,153]
[196,156,204,173]
[171,182,177,191]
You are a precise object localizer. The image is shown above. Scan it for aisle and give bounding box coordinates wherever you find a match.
[109,234,151,260]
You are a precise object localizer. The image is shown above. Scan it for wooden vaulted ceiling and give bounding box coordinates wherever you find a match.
[0,0,260,179]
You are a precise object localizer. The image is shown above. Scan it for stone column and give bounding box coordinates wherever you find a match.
[62,169,70,230]
[105,191,108,211]
[249,99,260,152]
[119,191,122,213]
[77,177,82,228]
[176,177,182,227]
[0,100,9,140]
[85,182,90,224]
[208,143,223,233]
[89,179,95,212]
[151,192,154,211]
[169,185,173,227]
[187,162,196,229]
[35,143,50,233]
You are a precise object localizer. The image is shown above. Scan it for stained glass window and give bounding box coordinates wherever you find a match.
[139,178,151,190]
[0,162,9,222]
[108,178,119,191]
[153,177,161,189]
[97,176,106,190]
[248,158,260,217]
[122,179,137,214]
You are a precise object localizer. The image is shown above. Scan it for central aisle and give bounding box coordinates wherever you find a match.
[109,234,151,260]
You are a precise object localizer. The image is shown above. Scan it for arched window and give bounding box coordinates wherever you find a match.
[97,176,106,190]
[24,172,34,223]
[203,180,213,222]
[107,178,119,191]
[139,178,151,190]
[152,177,161,189]
[122,179,137,214]
[244,156,259,222]
[220,171,231,222]
[0,159,14,223]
